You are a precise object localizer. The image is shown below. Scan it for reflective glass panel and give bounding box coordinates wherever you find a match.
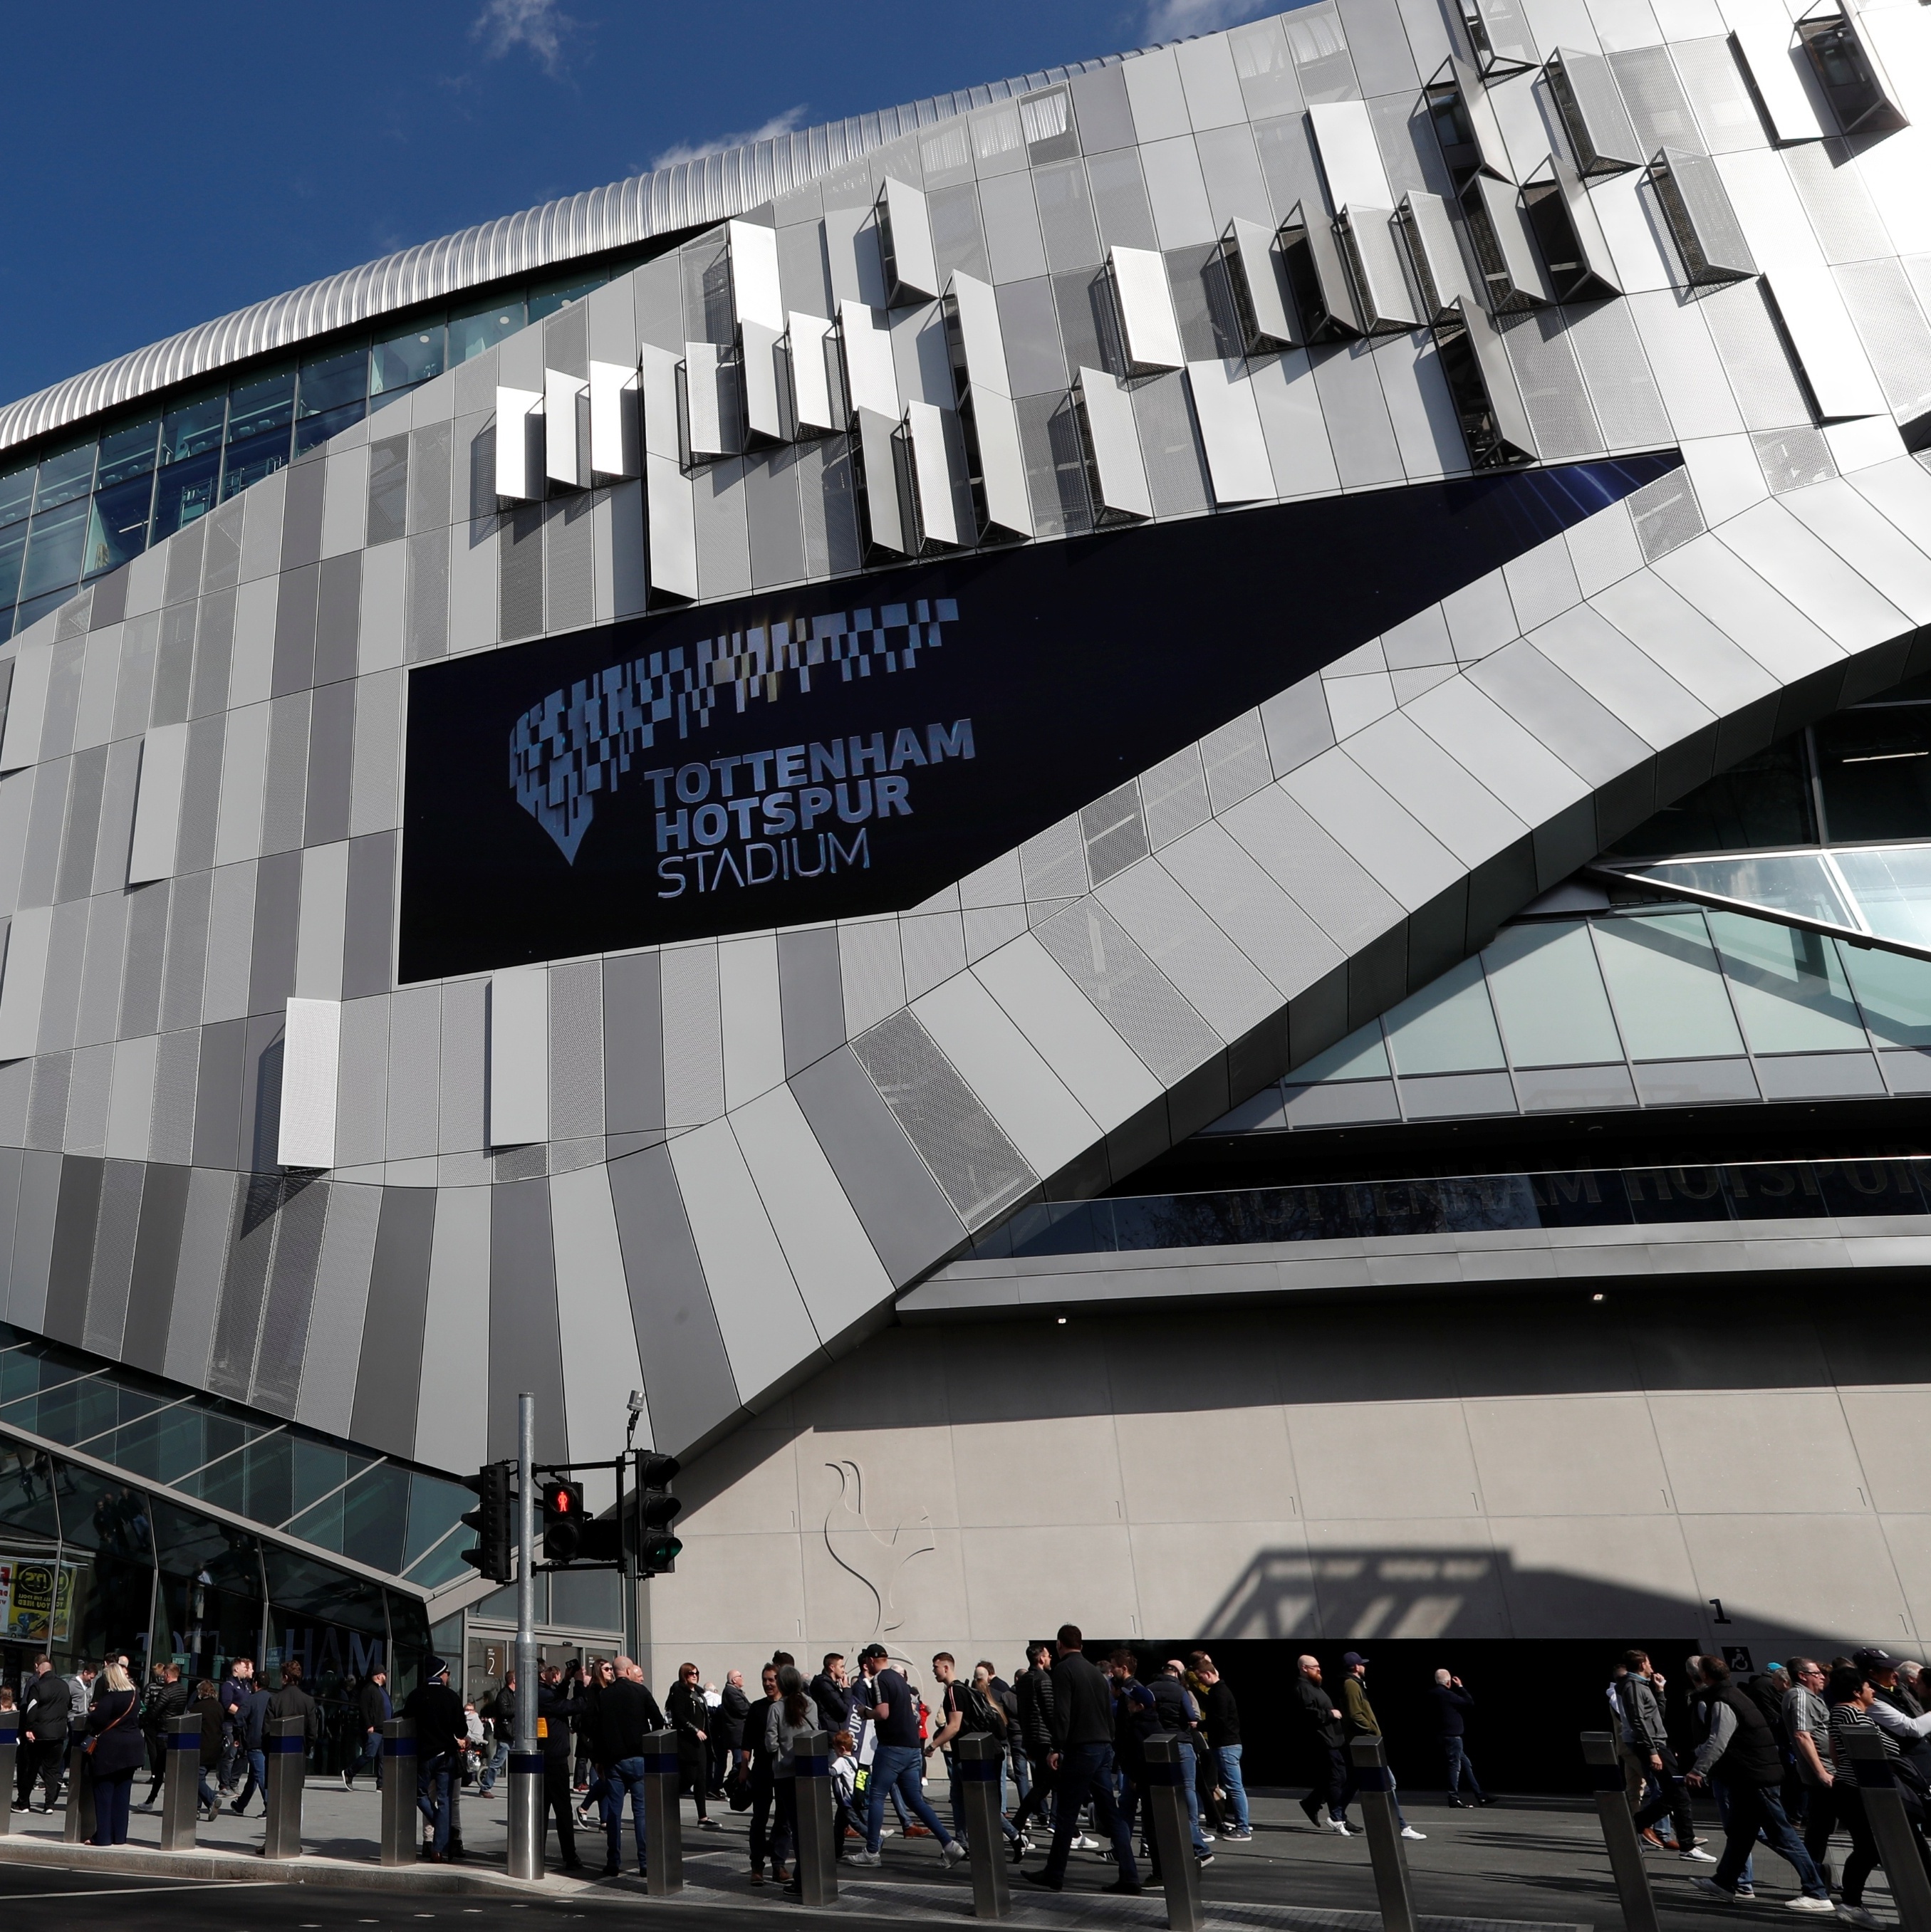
[1639,852,1851,926]
[370,324,446,395]
[339,1464,410,1574]
[85,472,155,575]
[150,448,221,540]
[450,298,524,363]
[297,347,368,417]
[11,587,76,636]
[293,398,364,456]
[161,393,227,463]
[284,1486,345,1555]
[402,1470,471,1570]
[1383,954,1506,1074]
[219,439,287,501]
[1834,843,1931,946]
[548,1565,623,1634]
[1593,912,1745,1059]
[0,466,33,528]
[96,418,161,489]
[0,1441,62,1548]
[1707,912,1867,1053]
[527,272,602,322]
[1483,920,1624,1066]
[1608,735,1813,856]
[288,1438,351,1519]
[33,442,97,512]
[1289,1019,1389,1083]
[56,1462,156,1670]
[19,498,90,601]
[0,524,25,612]
[1816,706,1931,842]
[242,1432,293,1530]
[400,1525,468,1589]
[226,370,295,447]
[1840,944,1931,1046]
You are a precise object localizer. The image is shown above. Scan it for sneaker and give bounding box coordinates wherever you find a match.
[699,1818,722,1832]
[1104,1879,1144,1896]
[1737,1888,1756,1900]
[879,1826,896,1839]
[905,1823,932,1838]
[1326,1818,1353,1836]
[1693,1877,1737,1901]
[1073,1832,1100,1850]
[1226,1828,1253,1841]
[1476,1796,1499,1807]
[1784,1900,1835,1916]
[1022,1871,1063,1892]
[1400,1827,1426,1841]
[848,1850,882,1868]
[942,1840,968,1867]
[1836,1906,1882,1928]
[1681,1848,1718,1863]
[1199,1830,1216,1842]
[340,1771,353,1791]
[1196,1852,1216,1867]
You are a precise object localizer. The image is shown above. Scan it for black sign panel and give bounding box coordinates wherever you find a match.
[400,455,1677,980]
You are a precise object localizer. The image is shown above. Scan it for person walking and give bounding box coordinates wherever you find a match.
[930,1653,1021,1849]
[1341,1654,1424,1841]
[1294,1655,1352,1834]
[767,1666,818,1896]
[1617,1651,1708,1861]
[595,1655,662,1878]
[666,1661,721,1833]
[1429,1670,1494,1807]
[534,1663,583,1871]
[1103,1650,1161,1872]
[714,1669,749,1798]
[229,1673,273,1816]
[1146,1657,1213,1861]
[810,1654,853,1737]
[848,1641,964,1870]
[266,1660,321,1775]
[14,1654,68,1813]
[402,1656,467,1864]
[1828,1664,1931,1928]
[217,1659,251,1795]
[1782,1659,1836,1882]
[347,1669,390,1792]
[187,1679,225,1822]
[1686,1656,1832,1911]
[1854,1647,1931,1781]
[1194,1659,1251,1842]
[740,1662,786,1885]
[83,1661,143,1847]
[136,1663,190,1810]
[1022,1625,1142,1896]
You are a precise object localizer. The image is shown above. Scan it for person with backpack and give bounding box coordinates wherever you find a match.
[1009,1643,1058,1850]
[929,1653,1022,1850]
[1147,1659,1214,1862]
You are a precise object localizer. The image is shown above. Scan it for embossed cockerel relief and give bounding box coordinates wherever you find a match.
[818,1458,937,1639]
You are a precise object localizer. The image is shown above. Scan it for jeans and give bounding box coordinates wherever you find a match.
[1215,1745,1250,1832]
[197,1769,219,1812]
[1303,1743,1350,1823]
[604,1755,648,1871]
[1046,1744,1138,1888]
[1445,1736,1486,1800]
[90,1765,136,1845]
[418,1755,455,1857]
[1710,1775,1755,1887]
[350,1727,382,1788]
[234,1747,268,1813]
[1714,1781,1826,1899]
[945,1750,1019,1842]
[867,1743,952,1855]
[1011,1750,1055,1836]
[1801,1781,1836,1879]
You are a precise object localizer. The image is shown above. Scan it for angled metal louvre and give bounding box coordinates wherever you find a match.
[494,386,543,500]
[942,272,1011,400]
[1520,157,1622,302]
[681,340,742,460]
[959,385,1034,541]
[1727,14,1828,143]
[1461,173,1552,313]
[1796,10,1909,135]
[1648,147,1757,286]
[1397,192,1478,323]
[838,299,902,421]
[1336,206,1421,334]
[1456,0,1538,75]
[1424,58,1514,183]
[1279,202,1365,341]
[851,405,914,559]
[544,367,588,488]
[1219,218,1299,352]
[1074,365,1152,522]
[726,217,785,335]
[1308,100,1399,210]
[904,400,971,550]
[1430,296,1539,467]
[588,359,640,478]
[1186,360,1276,505]
[645,451,699,605]
[878,177,943,306]
[787,311,841,437]
[1106,245,1185,373]
[741,319,786,445]
[1544,46,1645,175]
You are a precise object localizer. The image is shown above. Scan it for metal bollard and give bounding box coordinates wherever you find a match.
[1348,1736,1417,1932]
[0,1711,15,1839]
[954,1735,1011,1920]
[640,1728,680,1892]
[506,1749,544,1879]
[1845,1733,1931,1932]
[793,1729,838,1908]
[262,1713,306,1859]
[1143,1735,1204,1932]
[64,1743,95,1844]
[379,1719,416,1867]
[160,1711,202,1852]
[1581,1733,1660,1932]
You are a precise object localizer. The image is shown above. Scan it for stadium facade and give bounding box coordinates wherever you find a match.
[2,1,1931,1719]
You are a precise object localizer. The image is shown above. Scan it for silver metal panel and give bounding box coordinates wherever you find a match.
[543,368,586,487]
[0,646,52,774]
[853,407,911,555]
[740,320,786,444]
[494,387,542,501]
[588,359,640,478]
[682,341,740,459]
[1463,173,1553,310]
[644,452,699,603]
[1308,100,1395,211]
[1544,46,1645,174]
[904,400,967,548]
[1435,297,1541,466]
[1726,0,1828,142]
[1397,192,1477,319]
[878,177,942,303]
[1187,360,1276,503]
[1108,245,1186,371]
[1283,203,1367,339]
[488,966,548,1146]
[1222,217,1298,348]
[726,217,786,333]
[838,300,901,420]
[1521,156,1620,301]
[787,312,840,434]
[1076,365,1154,520]
[125,723,188,886]
[967,385,1034,538]
[1649,148,1755,286]
[946,271,1011,396]
[1337,204,1420,330]
[278,996,339,1170]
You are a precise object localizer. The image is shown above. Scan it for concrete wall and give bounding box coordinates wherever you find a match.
[642,1280,1931,1686]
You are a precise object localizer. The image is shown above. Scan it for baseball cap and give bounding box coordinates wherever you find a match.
[1341,1651,1370,1667]
[1853,1647,1898,1675]
[859,1642,890,1662]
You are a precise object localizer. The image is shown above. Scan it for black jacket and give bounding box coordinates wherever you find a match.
[266,1684,320,1744]
[596,1678,665,1762]
[1048,1651,1115,1750]
[357,1681,391,1731]
[665,1680,708,1745]
[84,1688,145,1778]
[403,1682,467,1762]
[1202,1680,1241,1748]
[717,1682,751,1746]
[143,1677,192,1736]
[22,1669,69,1740]
[1429,1683,1474,1738]
[1710,1684,1784,1788]
[808,1672,851,1735]
[1016,1667,1055,1755]
[192,1695,225,1767]
[1295,1674,1345,1750]
[538,1681,582,1762]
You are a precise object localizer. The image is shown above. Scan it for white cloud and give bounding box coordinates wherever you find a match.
[651,105,811,171]
[1143,0,1278,38]
[472,0,573,75]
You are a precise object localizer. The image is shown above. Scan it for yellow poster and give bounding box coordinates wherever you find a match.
[1,1557,74,1641]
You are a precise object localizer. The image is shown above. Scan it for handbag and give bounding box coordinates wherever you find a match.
[83,1696,129,1758]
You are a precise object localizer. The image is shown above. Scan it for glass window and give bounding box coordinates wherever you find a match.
[1383,954,1506,1074]
[11,587,76,635]
[449,297,524,363]
[288,1438,351,1519]
[1835,844,1931,946]
[527,273,603,323]
[1640,852,1852,926]
[226,369,295,446]
[1607,735,1815,857]
[0,523,25,612]
[297,346,368,418]
[96,417,160,490]
[548,1565,623,1634]
[150,448,221,541]
[0,465,33,528]
[1707,910,1868,1053]
[402,1469,472,1570]
[339,1463,411,1574]
[371,323,446,395]
[219,439,287,501]
[18,497,90,602]
[0,1441,62,1548]
[293,399,365,456]
[161,392,227,464]
[1817,706,1931,843]
[241,1431,293,1530]
[32,441,97,513]
[1483,920,1624,1066]
[84,472,155,576]
[1288,1018,1390,1083]
[1841,944,1931,1047]
[56,1463,157,1671]
[1593,912,1745,1059]
[285,1485,345,1554]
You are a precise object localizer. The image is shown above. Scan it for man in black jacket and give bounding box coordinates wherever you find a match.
[1009,1644,1056,1847]
[713,1669,749,1797]
[536,1664,584,1871]
[1294,1655,1352,1834]
[15,1655,68,1812]
[403,1657,468,1863]
[595,1656,664,1877]
[137,1664,193,1809]
[1428,1671,1494,1807]
[1022,1625,1141,1896]
[348,1669,390,1792]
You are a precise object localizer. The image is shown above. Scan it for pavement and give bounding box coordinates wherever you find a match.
[0,1780,1914,1931]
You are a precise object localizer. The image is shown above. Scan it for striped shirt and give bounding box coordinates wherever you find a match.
[1829,1703,1900,1788]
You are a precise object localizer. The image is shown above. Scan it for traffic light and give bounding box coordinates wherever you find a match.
[541,1478,585,1564]
[460,1461,514,1584]
[635,1451,683,1577]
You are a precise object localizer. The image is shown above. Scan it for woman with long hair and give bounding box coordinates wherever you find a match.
[1826,1665,1931,1928]
[769,1666,815,1896]
[85,1661,145,1846]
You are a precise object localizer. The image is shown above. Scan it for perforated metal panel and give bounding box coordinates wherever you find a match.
[1625,467,1706,560]
[1833,260,1931,420]
[1034,899,1220,1082]
[1700,279,1811,430]
[1499,311,1605,460]
[1607,47,1706,156]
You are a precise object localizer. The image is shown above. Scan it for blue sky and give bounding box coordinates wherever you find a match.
[0,0,1279,409]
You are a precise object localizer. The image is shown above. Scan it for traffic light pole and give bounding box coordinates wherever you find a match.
[508,1390,543,1881]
